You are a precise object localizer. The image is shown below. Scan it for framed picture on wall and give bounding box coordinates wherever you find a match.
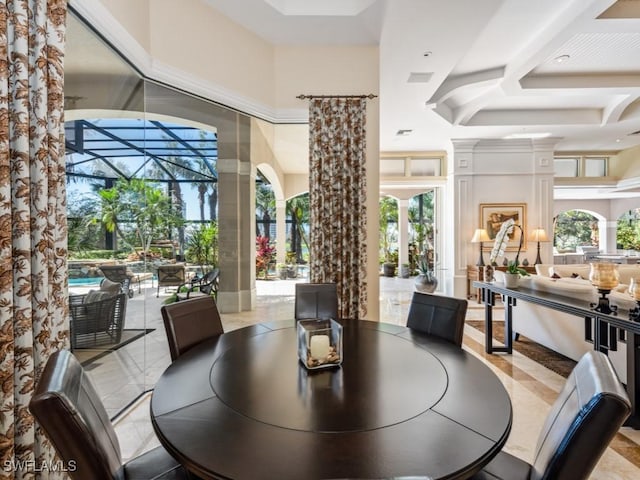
[480,203,527,251]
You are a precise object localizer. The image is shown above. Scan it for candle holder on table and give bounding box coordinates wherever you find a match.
[589,263,619,315]
[297,319,342,370]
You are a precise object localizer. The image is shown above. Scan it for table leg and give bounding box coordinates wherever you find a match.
[484,288,495,353]
[485,289,512,354]
[626,332,640,428]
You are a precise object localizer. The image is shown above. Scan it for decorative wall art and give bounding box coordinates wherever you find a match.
[480,203,527,251]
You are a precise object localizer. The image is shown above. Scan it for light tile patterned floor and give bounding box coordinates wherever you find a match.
[100,277,640,478]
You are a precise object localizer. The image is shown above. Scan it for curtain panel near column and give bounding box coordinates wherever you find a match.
[308,98,367,319]
[0,1,68,478]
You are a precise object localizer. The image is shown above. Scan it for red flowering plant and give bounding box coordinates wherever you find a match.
[256,235,276,279]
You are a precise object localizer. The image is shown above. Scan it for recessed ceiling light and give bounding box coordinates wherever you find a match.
[554,54,570,63]
[396,129,413,136]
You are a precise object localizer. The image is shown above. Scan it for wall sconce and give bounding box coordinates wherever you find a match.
[471,229,491,266]
[529,228,549,265]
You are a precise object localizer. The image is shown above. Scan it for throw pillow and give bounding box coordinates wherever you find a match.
[100,278,122,295]
[84,289,112,304]
[551,272,561,279]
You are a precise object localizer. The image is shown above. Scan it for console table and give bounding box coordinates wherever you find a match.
[467,265,536,303]
[473,280,640,429]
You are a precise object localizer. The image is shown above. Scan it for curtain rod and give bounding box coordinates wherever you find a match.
[296,94,377,100]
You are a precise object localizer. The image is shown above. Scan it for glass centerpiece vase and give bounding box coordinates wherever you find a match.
[589,263,619,315]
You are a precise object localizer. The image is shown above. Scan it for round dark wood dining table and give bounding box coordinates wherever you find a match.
[151,319,512,480]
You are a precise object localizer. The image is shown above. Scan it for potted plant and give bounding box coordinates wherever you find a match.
[276,263,288,280]
[490,219,529,288]
[382,249,398,277]
[414,253,438,293]
[399,263,411,278]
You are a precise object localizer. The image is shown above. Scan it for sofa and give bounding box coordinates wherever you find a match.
[493,263,640,383]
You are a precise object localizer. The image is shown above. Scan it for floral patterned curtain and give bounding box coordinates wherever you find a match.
[0,1,68,478]
[309,98,367,319]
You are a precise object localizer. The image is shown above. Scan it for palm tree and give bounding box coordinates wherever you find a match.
[256,182,275,238]
[287,194,310,264]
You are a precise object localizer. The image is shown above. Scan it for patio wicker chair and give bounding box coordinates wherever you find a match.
[176,268,219,301]
[99,264,140,298]
[156,264,186,297]
[69,292,127,350]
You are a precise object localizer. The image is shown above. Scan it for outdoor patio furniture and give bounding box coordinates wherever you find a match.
[176,268,219,301]
[69,292,127,350]
[156,264,186,297]
[99,264,141,298]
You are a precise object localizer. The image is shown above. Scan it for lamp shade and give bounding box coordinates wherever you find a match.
[471,229,491,243]
[529,228,549,242]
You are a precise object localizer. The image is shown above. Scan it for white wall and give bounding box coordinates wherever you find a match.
[450,139,556,298]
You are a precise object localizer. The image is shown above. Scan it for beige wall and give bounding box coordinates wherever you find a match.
[87,0,381,318]
[149,0,276,107]
[96,0,151,51]
[613,144,640,179]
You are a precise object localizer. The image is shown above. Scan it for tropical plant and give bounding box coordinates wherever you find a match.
[186,222,219,274]
[256,181,276,238]
[379,197,398,264]
[99,179,184,257]
[256,235,276,279]
[67,191,102,253]
[287,194,310,263]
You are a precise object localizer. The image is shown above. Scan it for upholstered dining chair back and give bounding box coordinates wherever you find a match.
[294,283,339,321]
[470,350,631,480]
[406,292,467,347]
[161,295,224,361]
[29,349,193,480]
[529,350,630,480]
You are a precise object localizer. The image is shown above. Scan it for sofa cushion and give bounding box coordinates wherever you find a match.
[549,265,591,280]
[100,278,122,295]
[84,289,113,304]
[528,275,598,303]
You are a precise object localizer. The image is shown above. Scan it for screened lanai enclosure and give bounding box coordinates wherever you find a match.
[65,7,276,417]
[66,118,219,259]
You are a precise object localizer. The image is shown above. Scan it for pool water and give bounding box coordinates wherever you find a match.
[68,277,104,286]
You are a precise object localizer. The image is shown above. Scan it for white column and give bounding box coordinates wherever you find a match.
[276,199,287,265]
[398,199,410,267]
[601,220,618,253]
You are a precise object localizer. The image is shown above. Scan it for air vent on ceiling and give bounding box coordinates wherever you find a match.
[407,72,433,83]
[396,129,413,136]
[629,129,640,135]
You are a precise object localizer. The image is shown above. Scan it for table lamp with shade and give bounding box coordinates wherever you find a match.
[471,229,491,266]
[529,228,549,265]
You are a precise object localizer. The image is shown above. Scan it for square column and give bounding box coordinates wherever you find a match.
[217,113,256,313]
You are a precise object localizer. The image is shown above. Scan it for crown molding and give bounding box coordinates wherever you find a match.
[69,0,308,125]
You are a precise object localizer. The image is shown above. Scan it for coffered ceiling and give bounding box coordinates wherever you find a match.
[204,0,640,154]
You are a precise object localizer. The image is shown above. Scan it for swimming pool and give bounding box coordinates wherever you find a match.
[68,277,104,286]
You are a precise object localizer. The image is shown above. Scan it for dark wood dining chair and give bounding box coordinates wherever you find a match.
[29,349,196,480]
[161,296,224,361]
[406,291,467,347]
[470,350,631,480]
[294,282,339,321]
